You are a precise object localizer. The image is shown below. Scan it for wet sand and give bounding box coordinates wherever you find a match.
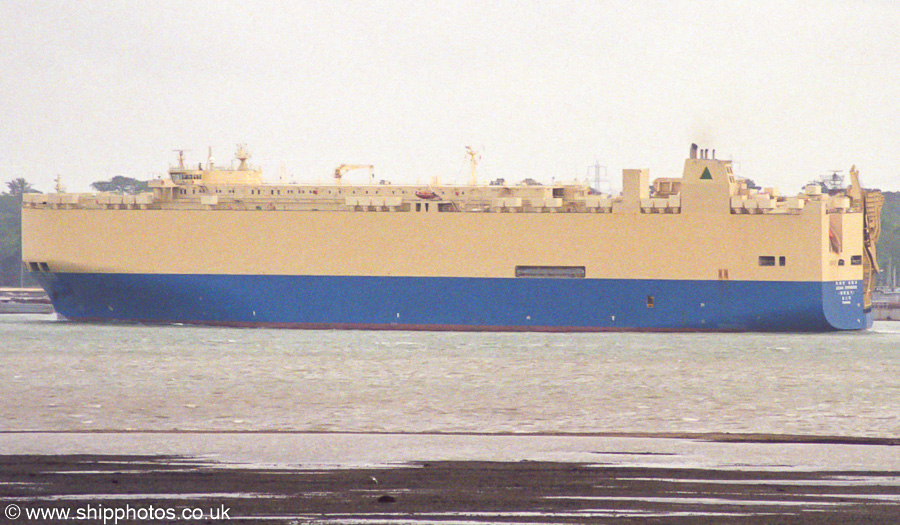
[3,453,900,524]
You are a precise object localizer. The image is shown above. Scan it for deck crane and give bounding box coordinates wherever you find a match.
[334,164,374,184]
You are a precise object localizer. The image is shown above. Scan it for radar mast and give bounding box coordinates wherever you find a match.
[235,144,250,170]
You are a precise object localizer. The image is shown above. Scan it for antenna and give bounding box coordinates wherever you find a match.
[172,149,188,169]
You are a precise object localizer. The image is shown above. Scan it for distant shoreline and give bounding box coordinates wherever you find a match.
[1,429,898,446]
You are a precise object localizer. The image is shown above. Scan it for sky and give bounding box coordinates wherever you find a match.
[2,0,899,194]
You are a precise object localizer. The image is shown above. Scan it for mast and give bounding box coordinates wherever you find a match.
[466,146,480,186]
[235,144,250,171]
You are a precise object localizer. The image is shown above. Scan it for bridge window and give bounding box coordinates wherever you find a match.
[851,255,862,265]
[758,256,776,266]
[779,256,786,266]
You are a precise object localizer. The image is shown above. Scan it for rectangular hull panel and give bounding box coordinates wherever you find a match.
[34,272,870,332]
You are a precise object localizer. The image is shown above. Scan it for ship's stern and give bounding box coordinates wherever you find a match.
[821,280,872,330]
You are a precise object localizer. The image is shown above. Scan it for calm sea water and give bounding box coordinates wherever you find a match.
[1,314,899,437]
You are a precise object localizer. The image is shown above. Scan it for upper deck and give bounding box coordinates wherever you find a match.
[20,144,865,218]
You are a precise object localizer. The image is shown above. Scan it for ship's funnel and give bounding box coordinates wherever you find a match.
[690,144,698,159]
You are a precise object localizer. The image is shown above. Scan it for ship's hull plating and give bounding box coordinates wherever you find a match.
[33,272,871,332]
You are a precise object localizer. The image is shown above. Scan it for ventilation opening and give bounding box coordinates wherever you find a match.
[647,295,654,308]
[26,262,50,273]
[515,266,585,278]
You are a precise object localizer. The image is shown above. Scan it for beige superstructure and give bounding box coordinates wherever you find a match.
[22,146,873,275]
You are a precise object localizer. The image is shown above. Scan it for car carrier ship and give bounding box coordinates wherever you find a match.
[21,144,883,331]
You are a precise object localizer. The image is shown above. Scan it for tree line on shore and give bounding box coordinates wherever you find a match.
[0,179,38,286]
[0,177,899,288]
[0,176,147,286]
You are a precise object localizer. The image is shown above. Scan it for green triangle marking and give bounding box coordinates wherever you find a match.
[700,167,713,180]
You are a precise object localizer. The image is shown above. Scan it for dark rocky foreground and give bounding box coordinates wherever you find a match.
[2,455,900,524]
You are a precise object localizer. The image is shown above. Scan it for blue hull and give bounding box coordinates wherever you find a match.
[32,272,870,332]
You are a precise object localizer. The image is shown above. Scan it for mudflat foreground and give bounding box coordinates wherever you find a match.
[3,455,900,524]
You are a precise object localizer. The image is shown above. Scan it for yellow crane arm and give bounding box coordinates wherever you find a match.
[334,164,374,183]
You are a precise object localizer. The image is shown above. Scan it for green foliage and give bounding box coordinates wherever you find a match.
[5,178,39,196]
[742,178,761,190]
[0,194,20,255]
[876,191,900,281]
[91,176,149,194]
[0,193,24,286]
